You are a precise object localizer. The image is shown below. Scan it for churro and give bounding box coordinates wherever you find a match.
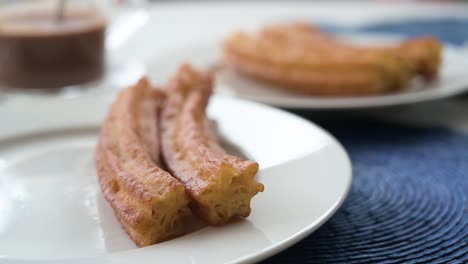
[95,78,191,247]
[223,23,441,95]
[161,64,264,225]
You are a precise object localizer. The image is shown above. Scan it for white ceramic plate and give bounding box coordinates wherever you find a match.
[147,34,468,109]
[0,95,351,264]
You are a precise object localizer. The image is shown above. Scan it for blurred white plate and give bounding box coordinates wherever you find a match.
[147,34,468,109]
[0,95,351,263]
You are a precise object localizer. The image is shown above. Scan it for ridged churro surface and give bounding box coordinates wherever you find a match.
[161,64,264,225]
[95,78,191,247]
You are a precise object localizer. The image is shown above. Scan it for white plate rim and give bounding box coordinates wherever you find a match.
[146,35,468,110]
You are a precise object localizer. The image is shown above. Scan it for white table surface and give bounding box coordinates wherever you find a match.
[120,1,468,132]
[3,1,468,132]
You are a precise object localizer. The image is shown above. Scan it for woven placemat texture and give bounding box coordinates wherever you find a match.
[264,120,468,263]
[265,19,468,263]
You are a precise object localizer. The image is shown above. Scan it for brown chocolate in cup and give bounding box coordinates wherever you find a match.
[0,7,106,89]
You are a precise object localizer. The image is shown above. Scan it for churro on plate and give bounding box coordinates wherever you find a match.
[96,65,264,245]
[223,23,442,96]
[95,78,191,247]
[161,64,264,225]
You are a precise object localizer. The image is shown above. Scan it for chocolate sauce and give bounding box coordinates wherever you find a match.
[0,10,106,89]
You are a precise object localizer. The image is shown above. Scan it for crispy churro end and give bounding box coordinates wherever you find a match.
[161,63,263,226]
[193,163,263,225]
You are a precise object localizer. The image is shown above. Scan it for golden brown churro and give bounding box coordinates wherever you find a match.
[95,78,191,247]
[281,24,442,79]
[396,37,442,79]
[161,64,264,225]
[223,23,442,95]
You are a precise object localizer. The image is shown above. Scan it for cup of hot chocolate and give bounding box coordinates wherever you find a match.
[0,0,106,89]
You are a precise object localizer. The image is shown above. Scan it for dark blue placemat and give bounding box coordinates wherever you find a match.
[262,19,468,263]
[323,18,468,46]
[264,119,468,263]
[357,18,468,46]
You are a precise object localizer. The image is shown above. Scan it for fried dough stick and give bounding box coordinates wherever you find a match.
[161,64,264,225]
[223,31,408,95]
[223,23,441,95]
[262,23,441,79]
[95,78,191,246]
